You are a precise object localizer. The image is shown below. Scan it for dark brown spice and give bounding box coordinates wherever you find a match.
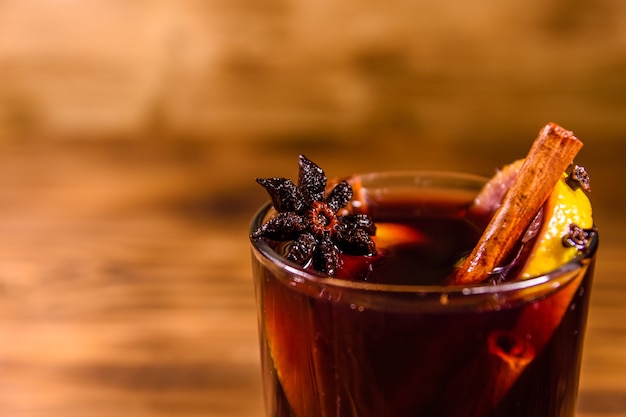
[252,155,377,276]
[566,165,591,193]
[562,223,597,254]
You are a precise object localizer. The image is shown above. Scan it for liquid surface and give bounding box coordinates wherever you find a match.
[336,216,481,284]
[254,193,594,417]
[333,193,483,284]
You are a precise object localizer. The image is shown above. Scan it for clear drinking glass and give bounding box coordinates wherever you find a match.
[250,171,598,417]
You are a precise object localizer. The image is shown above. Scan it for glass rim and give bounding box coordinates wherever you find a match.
[249,169,598,297]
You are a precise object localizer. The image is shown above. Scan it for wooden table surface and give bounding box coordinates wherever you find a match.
[0,136,623,416]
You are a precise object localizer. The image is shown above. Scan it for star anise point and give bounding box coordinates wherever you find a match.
[253,155,377,276]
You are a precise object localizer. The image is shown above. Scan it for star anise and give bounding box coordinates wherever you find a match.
[252,155,377,276]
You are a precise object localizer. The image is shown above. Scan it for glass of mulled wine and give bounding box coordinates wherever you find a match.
[250,171,597,417]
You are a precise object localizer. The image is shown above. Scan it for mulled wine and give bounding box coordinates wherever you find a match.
[250,171,597,417]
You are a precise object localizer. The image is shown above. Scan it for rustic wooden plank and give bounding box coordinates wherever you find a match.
[0,140,622,416]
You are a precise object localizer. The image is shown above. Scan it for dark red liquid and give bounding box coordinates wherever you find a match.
[333,200,483,285]
[253,194,595,417]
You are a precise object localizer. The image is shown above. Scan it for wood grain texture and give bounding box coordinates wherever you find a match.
[0,138,623,416]
[1,1,625,142]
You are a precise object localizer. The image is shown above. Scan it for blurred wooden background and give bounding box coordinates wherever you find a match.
[1,0,625,144]
[0,1,624,416]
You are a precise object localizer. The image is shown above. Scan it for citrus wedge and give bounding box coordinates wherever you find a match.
[520,172,593,278]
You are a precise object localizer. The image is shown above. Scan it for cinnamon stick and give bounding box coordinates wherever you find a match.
[451,122,583,285]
